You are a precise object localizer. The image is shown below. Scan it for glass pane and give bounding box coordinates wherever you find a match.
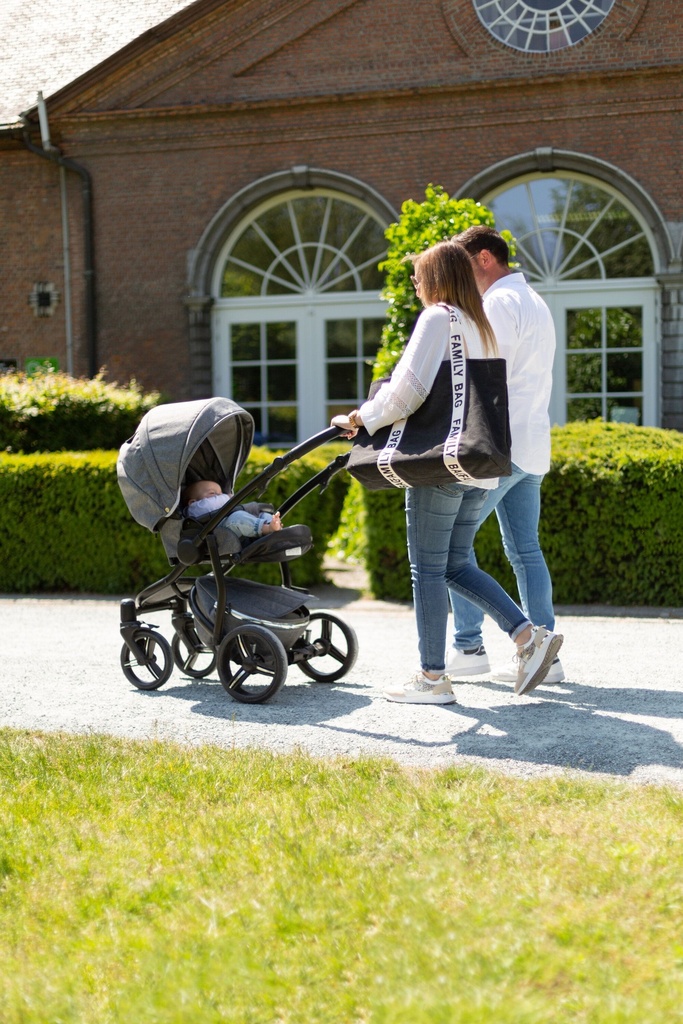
[265,261,301,296]
[489,183,528,239]
[359,263,386,290]
[266,322,296,360]
[268,407,297,443]
[245,407,262,436]
[608,399,641,425]
[327,403,351,421]
[567,309,601,350]
[567,397,602,422]
[326,320,356,357]
[327,363,357,400]
[320,254,355,293]
[567,352,602,394]
[231,324,260,361]
[344,224,386,265]
[222,263,263,298]
[363,362,374,395]
[607,352,642,393]
[561,241,605,281]
[231,226,274,271]
[255,205,296,254]
[324,201,364,250]
[362,318,384,356]
[603,235,653,278]
[606,307,642,349]
[267,366,296,402]
[292,197,328,244]
[232,366,261,403]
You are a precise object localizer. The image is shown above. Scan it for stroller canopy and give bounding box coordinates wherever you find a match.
[117,398,255,532]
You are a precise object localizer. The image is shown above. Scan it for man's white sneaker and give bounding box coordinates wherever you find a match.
[445,645,491,677]
[515,628,564,695]
[493,655,565,685]
[383,672,457,705]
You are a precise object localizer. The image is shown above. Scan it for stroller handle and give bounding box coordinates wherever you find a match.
[266,425,349,469]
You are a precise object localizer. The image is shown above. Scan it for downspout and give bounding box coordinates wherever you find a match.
[21,98,97,377]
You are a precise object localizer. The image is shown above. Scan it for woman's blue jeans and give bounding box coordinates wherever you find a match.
[449,465,555,651]
[405,482,531,673]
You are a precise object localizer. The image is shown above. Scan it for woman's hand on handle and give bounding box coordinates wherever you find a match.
[331,410,362,438]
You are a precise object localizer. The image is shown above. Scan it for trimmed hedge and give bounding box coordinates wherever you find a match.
[0,372,161,453]
[0,445,349,594]
[334,422,683,607]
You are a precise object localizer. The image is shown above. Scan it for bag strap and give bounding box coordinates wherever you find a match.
[438,303,470,359]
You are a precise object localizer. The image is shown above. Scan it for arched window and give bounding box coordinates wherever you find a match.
[485,173,657,426]
[212,191,388,444]
[488,176,653,282]
[472,0,616,53]
[220,194,385,297]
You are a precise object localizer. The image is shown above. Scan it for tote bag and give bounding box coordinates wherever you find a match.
[346,305,512,490]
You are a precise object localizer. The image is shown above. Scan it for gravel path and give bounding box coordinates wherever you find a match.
[4,588,683,788]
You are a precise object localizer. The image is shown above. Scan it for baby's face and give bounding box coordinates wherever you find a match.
[188,480,223,504]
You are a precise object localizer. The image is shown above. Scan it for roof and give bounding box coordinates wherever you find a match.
[0,0,197,125]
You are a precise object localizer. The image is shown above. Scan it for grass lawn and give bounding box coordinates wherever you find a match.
[1,727,683,1023]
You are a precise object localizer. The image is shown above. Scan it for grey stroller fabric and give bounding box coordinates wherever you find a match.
[117,398,254,533]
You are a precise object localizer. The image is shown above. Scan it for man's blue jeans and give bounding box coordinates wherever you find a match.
[405,482,531,673]
[449,464,555,651]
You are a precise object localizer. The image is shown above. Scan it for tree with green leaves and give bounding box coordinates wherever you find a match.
[373,184,512,379]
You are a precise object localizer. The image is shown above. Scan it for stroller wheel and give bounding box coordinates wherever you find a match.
[171,631,217,679]
[121,628,173,690]
[298,612,358,683]
[217,624,288,704]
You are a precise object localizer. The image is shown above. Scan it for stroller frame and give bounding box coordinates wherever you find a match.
[119,410,356,704]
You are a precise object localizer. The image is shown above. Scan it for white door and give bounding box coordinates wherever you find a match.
[541,283,658,426]
[213,296,386,444]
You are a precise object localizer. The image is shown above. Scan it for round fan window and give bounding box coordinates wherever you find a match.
[472,0,616,53]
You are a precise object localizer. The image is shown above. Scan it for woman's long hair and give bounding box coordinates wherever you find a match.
[407,240,498,356]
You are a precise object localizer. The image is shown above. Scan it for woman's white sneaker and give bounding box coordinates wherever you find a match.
[515,628,564,695]
[493,655,565,684]
[384,672,457,704]
[445,645,491,677]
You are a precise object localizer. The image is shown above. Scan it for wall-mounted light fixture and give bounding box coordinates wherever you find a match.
[29,281,60,317]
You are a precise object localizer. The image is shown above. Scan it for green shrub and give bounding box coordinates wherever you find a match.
[541,421,683,605]
[374,185,513,379]
[0,371,161,453]
[335,422,683,607]
[0,445,350,594]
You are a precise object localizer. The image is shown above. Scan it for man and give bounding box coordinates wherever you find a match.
[446,225,565,684]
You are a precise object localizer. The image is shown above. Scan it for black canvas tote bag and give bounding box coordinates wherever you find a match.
[346,305,512,490]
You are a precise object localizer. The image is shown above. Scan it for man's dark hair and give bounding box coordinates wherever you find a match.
[454,225,509,265]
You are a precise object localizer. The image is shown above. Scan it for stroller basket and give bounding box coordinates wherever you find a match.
[190,576,310,651]
[117,397,357,704]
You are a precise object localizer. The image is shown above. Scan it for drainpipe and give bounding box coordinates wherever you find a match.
[21,96,97,377]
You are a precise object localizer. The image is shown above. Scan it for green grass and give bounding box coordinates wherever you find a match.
[2,729,683,1023]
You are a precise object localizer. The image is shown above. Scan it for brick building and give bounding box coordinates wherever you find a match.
[1,0,681,442]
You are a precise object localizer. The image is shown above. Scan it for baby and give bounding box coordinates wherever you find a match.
[182,479,282,541]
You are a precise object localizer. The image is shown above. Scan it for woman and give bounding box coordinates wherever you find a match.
[333,239,563,704]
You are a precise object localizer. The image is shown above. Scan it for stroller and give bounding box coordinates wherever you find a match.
[117,397,356,704]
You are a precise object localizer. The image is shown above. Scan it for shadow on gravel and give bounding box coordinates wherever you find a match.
[312,681,683,778]
[451,684,683,776]
[132,676,683,778]
[146,676,373,722]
